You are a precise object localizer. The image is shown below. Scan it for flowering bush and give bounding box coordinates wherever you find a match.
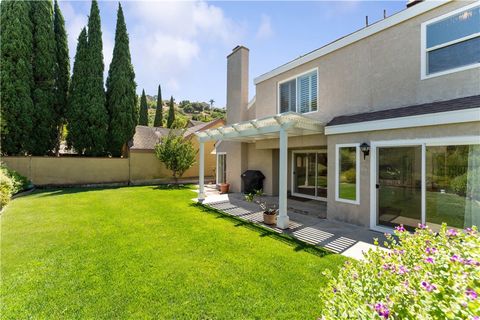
[320,224,480,319]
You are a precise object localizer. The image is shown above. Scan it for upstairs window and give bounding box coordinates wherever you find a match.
[422,3,480,78]
[279,69,317,113]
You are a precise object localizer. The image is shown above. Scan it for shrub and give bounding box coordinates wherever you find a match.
[0,171,14,209]
[320,224,480,319]
[0,164,30,209]
[154,131,196,182]
[341,168,356,183]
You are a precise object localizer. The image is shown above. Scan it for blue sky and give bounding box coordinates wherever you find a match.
[60,0,406,107]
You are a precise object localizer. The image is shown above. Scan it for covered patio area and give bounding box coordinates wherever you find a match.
[195,112,325,229]
[194,185,386,260]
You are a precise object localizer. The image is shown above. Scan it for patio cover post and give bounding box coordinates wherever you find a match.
[198,141,205,202]
[277,127,289,229]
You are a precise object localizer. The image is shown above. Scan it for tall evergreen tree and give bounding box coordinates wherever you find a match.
[106,3,137,157]
[0,0,34,155]
[167,96,175,128]
[153,84,163,127]
[29,0,57,155]
[85,0,108,155]
[53,0,70,155]
[66,28,90,154]
[138,89,148,126]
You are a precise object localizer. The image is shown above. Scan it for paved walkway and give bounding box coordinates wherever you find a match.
[194,185,388,260]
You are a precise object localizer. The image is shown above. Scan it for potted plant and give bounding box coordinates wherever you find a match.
[245,189,277,225]
[219,183,230,194]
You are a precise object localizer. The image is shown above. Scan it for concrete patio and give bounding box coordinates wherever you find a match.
[194,185,388,260]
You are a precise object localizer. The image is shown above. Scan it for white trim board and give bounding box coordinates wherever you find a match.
[325,107,480,135]
[254,0,449,85]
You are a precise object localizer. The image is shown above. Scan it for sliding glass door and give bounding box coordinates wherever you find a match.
[372,139,479,232]
[292,150,327,200]
[377,146,422,230]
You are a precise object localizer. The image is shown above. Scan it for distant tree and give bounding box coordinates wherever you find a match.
[167,96,175,128]
[153,84,163,127]
[106,3,137,157]
[29,0,57,155]
[85,0,108,155]
[138,89,148,126]
[209,99,215,109]
[53,0,70,155]
[155,131,196,183]
[66,28,90,154]
[0,0,34,155]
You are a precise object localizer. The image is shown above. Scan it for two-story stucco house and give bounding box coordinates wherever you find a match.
[196,0,480,233]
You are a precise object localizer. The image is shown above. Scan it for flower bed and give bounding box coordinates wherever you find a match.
[320,224,479,319]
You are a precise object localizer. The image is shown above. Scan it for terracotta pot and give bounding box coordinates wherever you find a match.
[263,212,277,225]
[220,183,230,194]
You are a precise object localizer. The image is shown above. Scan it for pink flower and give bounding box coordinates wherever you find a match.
[395,225,406,232]
[451,255,461,262]
[413,265,422,271]
[466,288,478,300]
[425,247,437,255]
[446,229,458,237]
[424,257,435,264]
[421,281,437,292]
[418,223,427,229]
[374,303,390,319]
[397,265,409,275]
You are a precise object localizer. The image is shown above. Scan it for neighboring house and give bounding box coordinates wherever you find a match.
[130,119,224,184]
[196,0,480,232]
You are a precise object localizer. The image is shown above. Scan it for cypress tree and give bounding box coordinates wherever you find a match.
[85,0,108,155]
[106,3,137,157]
[66,28,90,154]
[138,89,148,126]
[29,0,57,155]
[167,96,175,128]
[0,0,33,155]
[153,84,163,127]
[53,0,70,155]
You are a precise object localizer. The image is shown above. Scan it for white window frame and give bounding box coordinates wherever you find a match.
[420,1,480,80]
[291,149,328,201]
[369,135,480,233]
[335,143,360,205]
[216,152,226,185]
[277,67,319,114]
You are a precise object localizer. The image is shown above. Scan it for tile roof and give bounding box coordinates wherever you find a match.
[326,95,480,127]
[130,119,225,150]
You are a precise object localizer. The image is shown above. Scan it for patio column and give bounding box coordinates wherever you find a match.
[198,141,205,202]
[277,127,289,229]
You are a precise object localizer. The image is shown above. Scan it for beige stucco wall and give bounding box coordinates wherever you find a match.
[327,122,480,227]
[253,1,479,122]
[2,157,129,185]
[2,135,218,186]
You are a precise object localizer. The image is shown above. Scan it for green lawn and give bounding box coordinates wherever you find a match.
[1,186,346,319]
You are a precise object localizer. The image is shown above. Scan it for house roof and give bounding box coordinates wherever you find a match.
[130,119,225,150]
[326,95,480,127]
[253,0,448,84]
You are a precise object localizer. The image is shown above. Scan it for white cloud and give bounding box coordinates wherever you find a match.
[61,1,87,68]
[123,0,245,95]
[256,14,273,40]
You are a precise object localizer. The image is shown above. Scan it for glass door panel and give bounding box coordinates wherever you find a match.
[377,146,422,230]
[293,151,327,199]
[316,153,328,198]
[426,144,480,231]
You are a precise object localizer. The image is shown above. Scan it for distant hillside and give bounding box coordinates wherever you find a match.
[144,97,226,127]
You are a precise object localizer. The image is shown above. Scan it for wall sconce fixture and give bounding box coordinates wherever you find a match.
[360,142,370,160]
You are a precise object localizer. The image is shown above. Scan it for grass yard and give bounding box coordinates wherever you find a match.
[1,186,346,319]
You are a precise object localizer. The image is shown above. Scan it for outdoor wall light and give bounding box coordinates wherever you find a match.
[360,143,370,159]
